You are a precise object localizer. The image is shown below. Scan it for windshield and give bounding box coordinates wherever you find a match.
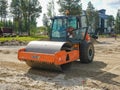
[51,16,88,42]
[52,18,67,38]
[68,17,77,29]
[51,17,77,39]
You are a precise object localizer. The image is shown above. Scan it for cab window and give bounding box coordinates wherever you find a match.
[68,17,77,29]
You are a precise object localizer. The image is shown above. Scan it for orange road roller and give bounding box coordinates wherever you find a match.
[18,15,95,71]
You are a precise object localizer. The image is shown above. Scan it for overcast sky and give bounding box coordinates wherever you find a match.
[37,0,120,26]
[7,0,120,26]
[82,0,120,16]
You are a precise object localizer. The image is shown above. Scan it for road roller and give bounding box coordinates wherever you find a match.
[18,15,95,71]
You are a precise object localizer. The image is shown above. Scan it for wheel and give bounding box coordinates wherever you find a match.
[80,41,94,63]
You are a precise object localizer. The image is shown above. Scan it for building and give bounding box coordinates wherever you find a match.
[98,9,108,34]
[98,9,114,34]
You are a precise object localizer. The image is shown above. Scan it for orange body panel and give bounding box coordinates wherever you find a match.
[18,48,79,65]
[85,33,91,41]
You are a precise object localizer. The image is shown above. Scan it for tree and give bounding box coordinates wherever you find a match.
[58,0,82,15]
[86,1,98,33]
[0,0,8,25]
[47,0,55,18]
[107,15,114,27]
[115,9,120,34]
[46,0,56,35]
[10,0,22,34]
[42,14,48,27]
[94,11,99,31]
[86,1,94,26]
[0,21,3,27]
[10,0,42,35]
[22,0,42,35]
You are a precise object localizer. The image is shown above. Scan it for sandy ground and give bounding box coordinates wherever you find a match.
[0,38,120,90]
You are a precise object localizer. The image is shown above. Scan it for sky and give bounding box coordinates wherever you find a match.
[37,0,120,26]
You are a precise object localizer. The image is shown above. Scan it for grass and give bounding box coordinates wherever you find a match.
[0,35,49,42]
[117,34,120,37]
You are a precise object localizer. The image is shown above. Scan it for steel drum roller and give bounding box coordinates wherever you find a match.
[25,41,72,71]
[26,41,72,53]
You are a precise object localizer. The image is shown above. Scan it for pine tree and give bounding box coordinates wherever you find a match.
[47,0,55,18]
[0,0,8,25]
[10,0,22,34]
[58,0,82,15]
[115,9,120,34]
[10,0,42,35]
[86,1,94,26]
[94,11,99,33]
[86,1,98,34]
[107,15,114,27]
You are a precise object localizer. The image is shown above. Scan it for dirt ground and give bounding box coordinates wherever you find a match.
[0,37,120,90]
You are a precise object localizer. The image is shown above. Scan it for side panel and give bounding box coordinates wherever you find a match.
[18,48,79,65]
[18,48,55,64]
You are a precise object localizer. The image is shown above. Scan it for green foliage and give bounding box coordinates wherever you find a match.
[94,11,99,30]
[86,1,99,33]
[46,0,55,31]
[115,9,120,34]
[86,1,95,25]
[107,15,114,27]
[30,26,37,36]
[10,0,42,35]
[0,20,13,29]
[0,0,8,27]
[47,0,55,18]
[0,21,4,27]
[39,26,46,32]
[36,26,48,35]
[0,0,8,19]
[23,26,50,36]
[58,0,82,15]
[0,36,48,42]
[42,14,49,27]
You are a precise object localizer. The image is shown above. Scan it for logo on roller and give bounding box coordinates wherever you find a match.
[32,55,40,60]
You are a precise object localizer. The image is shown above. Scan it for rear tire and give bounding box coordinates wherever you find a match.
[80,41,94,63]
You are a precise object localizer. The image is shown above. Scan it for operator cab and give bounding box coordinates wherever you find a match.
[50,16,88,43]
